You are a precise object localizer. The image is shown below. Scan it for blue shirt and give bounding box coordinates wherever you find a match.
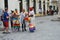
[3,12,9,22]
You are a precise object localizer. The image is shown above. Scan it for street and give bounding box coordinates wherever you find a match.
[0,16,60,40]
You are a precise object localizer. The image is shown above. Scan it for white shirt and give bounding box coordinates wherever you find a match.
[29,10,35,17]
[20,12,25,24]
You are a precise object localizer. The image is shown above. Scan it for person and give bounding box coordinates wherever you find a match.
[2,8,10,33]
[39,8,42,14]
[10,10,14,30]
[15,9,18,15]
[48,9,54,15]
[29,7,35,32]
[20,9,26,32]
[11,10,20,32]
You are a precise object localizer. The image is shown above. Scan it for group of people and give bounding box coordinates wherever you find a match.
[47,8,58,15]
[1,7,35,34]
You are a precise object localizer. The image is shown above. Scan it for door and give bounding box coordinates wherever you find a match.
[4,0,8,9]
[33,0,36,14]
[26,0,29,12]
[19,0,23,13]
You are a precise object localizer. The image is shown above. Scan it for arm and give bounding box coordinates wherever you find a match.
[6,13,9,19]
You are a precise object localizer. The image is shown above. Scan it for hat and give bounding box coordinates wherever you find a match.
[29,7,33,11]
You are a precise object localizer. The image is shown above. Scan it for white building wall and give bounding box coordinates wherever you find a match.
[45,0,48,15]
[30,0,34,7]
[22,0,27,12]
[58,0,60,15]
[0,0,4,10]
[8,0,20,13]
[15,0,20,14]
[0,0,55,15]
[36,0,39,14]
[50,0,52,5]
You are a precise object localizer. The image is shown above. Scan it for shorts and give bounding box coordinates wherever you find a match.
[3,21,9,28]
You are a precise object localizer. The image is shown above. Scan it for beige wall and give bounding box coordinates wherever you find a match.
[8,0,20,13]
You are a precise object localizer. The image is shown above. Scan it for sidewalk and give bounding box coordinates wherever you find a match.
[51,15,60,21]
[35,13,43,17]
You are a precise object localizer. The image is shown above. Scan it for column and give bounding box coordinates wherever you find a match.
[22,0,27,11]
[45,0,48,15]
[58,0,60,16]
[29,0,34,7]
[36,0,39,14]
[0,0,4,10]
[50,0,52,5]
[16,0,20,13]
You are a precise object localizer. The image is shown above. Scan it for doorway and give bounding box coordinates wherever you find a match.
[33,0,36,14]
[26,0,29,12]
[4,0,8,9]
[43,1,45,15]
[19,0,23,13]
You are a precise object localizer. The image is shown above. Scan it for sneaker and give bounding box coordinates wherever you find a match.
[3,32,10,34]
[22,30,24,32]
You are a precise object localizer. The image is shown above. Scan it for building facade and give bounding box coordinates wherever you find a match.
[51,0,58,11]
[0,0,58,15]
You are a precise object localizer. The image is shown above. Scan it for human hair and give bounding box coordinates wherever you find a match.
[5,8,8,11]
[11,10,14,13]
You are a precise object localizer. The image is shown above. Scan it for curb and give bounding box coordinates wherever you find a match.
[35,14,43,17]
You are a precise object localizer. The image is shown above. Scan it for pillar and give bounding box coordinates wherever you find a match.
[0,0,4,10]
[45,0,48,15]
[29,0,34,7]
[22,0,27,12]
[36,0,39,14]
[50,0,52,5]
[58,0,60,16]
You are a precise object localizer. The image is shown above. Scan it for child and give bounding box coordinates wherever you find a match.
[20,9,27,32]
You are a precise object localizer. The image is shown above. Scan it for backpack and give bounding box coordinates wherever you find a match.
[1,14,4,21]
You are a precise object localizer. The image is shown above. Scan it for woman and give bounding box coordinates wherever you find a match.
[29,7,35,32]
[11,9,20,31]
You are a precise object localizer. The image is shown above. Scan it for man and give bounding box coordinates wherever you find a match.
[20,9,26,32]
[2,8,10,33]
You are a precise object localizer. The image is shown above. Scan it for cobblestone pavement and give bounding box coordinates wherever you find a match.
[0,16,60,40]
